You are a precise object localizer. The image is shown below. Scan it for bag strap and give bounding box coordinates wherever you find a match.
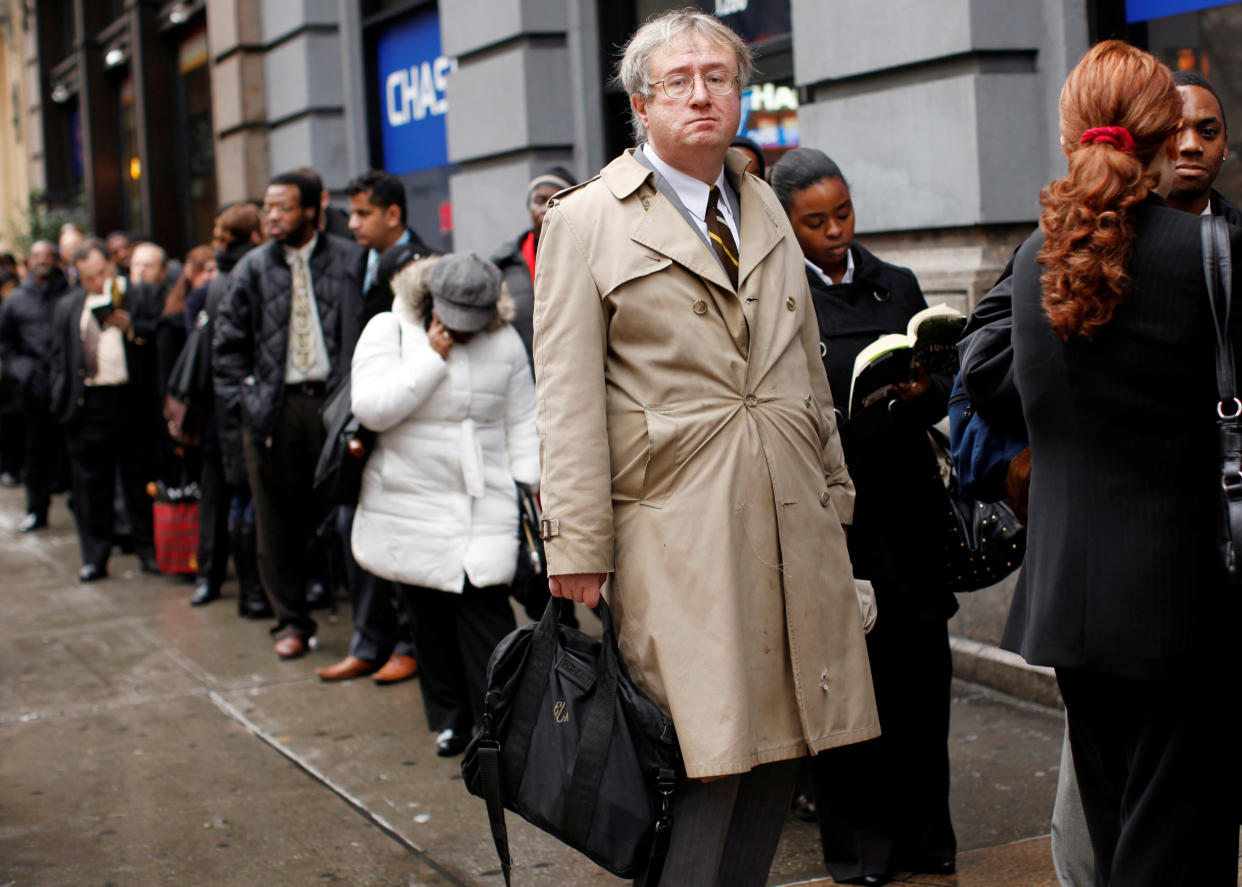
[562,599,620,847]
[1202,215,1238,408]
[476,738,513,886]
[501,597,563,799]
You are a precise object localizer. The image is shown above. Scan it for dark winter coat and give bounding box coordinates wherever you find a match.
[0,270,69,409]
[490,231,535,360]
[198,240,256,485]
[807,242,956,620]
[212,233,366,442]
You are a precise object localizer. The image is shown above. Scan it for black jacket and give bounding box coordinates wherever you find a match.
[0,270,69,408]
[202,241,256,484]
[213,233,366,440]
[807,242,955,619]
[48,280,166,427]
[1005,193,1242,678]
[490,231,535,360]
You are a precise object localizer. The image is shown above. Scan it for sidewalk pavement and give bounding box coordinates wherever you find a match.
[2,484,1074,886]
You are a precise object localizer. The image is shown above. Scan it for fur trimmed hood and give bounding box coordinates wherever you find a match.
[390,254,515,333]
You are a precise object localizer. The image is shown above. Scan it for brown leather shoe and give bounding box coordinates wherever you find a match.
[371,654,418,685]
[274,635,307,660]
[315,656,378,681]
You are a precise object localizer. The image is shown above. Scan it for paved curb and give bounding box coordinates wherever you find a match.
[950,635,1062,710]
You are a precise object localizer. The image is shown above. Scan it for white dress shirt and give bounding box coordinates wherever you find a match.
[640,143,740,246]
[806,249,855,288]
[81,276,129,386]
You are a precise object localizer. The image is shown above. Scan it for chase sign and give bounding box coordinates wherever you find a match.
[376,6,456,175]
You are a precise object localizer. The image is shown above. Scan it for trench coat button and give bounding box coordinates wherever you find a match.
[786,296,797,311]
[804,394,813,408]
[820,668,830,692]
[641,196,652,210]
[692,299,707,315]
[744,394,757,407]
[819,490,831,507]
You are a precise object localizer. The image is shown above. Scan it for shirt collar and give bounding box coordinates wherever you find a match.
[641,143,729,226]
[806,249,854,287]
[284,233,319,265]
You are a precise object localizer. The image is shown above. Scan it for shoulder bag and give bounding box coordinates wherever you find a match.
[1201,214,1242,585]
[461,596,681,885]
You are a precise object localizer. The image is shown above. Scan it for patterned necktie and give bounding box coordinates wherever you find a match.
[706,185,739,290]
[289,253,315,373]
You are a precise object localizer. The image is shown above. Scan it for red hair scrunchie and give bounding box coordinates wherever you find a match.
[1079,126,1136,153]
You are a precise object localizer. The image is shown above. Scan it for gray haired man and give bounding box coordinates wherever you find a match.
[532,10,878,884]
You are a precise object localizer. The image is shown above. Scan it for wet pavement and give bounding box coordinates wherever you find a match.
[1,484,1073,886]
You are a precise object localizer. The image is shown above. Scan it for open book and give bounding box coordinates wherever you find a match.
[847,303,966,419]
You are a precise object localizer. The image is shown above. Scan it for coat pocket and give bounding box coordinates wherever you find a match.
[640,407,680,509]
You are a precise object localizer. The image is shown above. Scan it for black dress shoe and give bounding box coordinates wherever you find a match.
[435,728,470,757]
[18,513,47,533]
[78,564,108,583]
[189,582,221,606]
[238,594,274,620]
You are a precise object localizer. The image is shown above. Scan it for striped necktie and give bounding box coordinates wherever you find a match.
[706,185,739,290]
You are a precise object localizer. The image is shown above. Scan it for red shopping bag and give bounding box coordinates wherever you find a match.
[153,501,199,575]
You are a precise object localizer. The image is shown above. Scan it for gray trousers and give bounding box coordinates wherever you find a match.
[635,758,799,887]
[1052,721,1094,887]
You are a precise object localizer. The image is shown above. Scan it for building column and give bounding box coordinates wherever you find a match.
[207,0,269,204]
[439,0,580,255]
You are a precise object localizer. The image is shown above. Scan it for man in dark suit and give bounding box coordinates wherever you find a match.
[214,171,366,660]
[0,241,70,531]
[49,239,165,581]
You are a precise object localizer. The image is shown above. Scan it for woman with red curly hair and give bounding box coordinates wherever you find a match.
[1002,40,1241,885]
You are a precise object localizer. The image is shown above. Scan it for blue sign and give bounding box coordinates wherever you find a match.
[1126,0,1234,22]
[375,7,456,175]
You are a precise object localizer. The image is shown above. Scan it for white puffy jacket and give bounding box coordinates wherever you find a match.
[350,260,540,592]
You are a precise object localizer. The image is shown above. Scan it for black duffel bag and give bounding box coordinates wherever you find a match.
[462,596,681,885]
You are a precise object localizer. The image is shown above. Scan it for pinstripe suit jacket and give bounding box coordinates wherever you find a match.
[1003,192,1242,679]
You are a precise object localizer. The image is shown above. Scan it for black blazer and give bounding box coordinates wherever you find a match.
[48,281,164,427]
[1004,192,1242,679]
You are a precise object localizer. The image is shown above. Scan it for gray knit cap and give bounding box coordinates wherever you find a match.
[428,252,502,333]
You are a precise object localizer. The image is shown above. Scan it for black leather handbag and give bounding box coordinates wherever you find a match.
[313,375,376,506]
[929,427,1026,592]
[462,597,680,885]
[1201,215,1242,585]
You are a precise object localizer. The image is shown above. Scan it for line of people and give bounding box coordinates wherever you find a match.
[3,11,1238,885]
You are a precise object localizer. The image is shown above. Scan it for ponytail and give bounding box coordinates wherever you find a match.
[1037,41,1180,342]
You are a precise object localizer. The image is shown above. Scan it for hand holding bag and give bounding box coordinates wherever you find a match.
[1200,214,1242,585]
[461,596,680,885]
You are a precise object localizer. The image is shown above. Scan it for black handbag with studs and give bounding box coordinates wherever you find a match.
[928,428,1026,592]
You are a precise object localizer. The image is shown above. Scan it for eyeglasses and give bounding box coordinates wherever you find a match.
[648,70,737,100]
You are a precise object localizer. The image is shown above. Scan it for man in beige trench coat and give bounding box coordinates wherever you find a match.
[533,10,880,884]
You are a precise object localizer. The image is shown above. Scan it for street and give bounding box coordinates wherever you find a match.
[2,483,1071,886]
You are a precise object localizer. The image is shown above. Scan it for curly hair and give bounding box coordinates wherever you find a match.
[1038,40,1181,342]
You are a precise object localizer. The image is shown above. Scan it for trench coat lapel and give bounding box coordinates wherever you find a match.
[728,153,784,292]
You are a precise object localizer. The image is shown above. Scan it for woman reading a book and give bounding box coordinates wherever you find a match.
[771,148,958,886]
